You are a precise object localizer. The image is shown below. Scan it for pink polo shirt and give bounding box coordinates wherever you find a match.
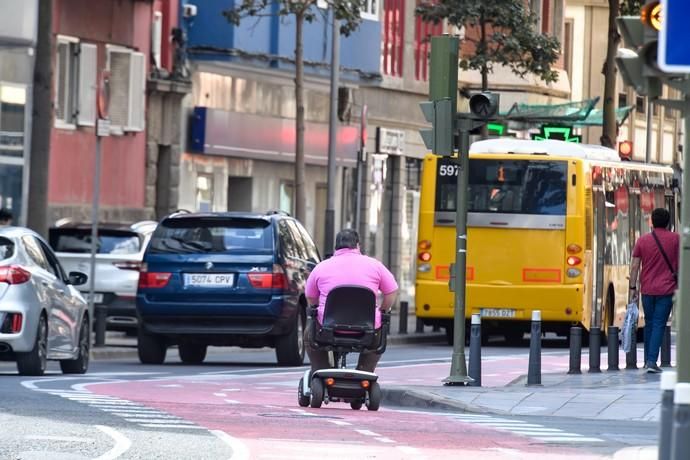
[305,248,398,328]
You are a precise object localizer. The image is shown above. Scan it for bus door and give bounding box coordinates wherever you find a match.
[592,188,606,329]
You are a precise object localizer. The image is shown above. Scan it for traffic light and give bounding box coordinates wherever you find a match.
[615,2,663,98]
[618,140,634,160]
[419,99,455,156]
[469,92,500,119]
[419,35,459,157]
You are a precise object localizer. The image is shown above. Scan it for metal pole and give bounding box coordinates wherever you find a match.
[443,122,472,385]
[527,310,542,386]
[324,10,340,255]
[468,314,481,387]
[355,104,366,236]
[646,97,653,164]
[568,326,582,375]
[90,134,102,346]
[398,301,408,335]
[608,326,620,371]
[669,96,690,460]
[660,372,677,460]
[589,327,602,373]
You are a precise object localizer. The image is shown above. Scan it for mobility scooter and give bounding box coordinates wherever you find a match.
[297,285,390,411]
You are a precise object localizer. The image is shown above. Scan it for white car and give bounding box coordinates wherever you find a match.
[0,226,90,376]
[49,220,157,333]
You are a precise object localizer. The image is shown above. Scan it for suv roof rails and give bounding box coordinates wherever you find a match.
[167,209,192,218]
[266,210,291,217]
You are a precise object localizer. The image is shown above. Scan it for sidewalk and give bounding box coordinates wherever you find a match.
[90,311,446,360]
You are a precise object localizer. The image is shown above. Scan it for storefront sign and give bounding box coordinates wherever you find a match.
[376,127,405,155]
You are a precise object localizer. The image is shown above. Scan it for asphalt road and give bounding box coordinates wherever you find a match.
[0,340,656,459]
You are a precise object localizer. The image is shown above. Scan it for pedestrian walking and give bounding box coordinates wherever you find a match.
[628,207,679,373]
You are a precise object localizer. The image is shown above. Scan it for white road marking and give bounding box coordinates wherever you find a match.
[501,428,565,433]
[214,393,227,397]
[159,384,183,387]
[355,429,381,437]
[25,435,93,443]
[140,424,207,429]
[124,418,195,424]
[328,420,352,426]
[375,437,396,443]
[396,446,420,454]
[221,388,241,392]
[211,429,251,460]
[98,408,162,413]
[225,399,240,404]
[94,425,132,460]
[110,412,179,419]
[537,436,604,443]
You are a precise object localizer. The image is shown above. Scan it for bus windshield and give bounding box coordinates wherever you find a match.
[436,158,568,215]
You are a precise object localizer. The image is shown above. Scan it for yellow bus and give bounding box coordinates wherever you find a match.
[415,138,678,344]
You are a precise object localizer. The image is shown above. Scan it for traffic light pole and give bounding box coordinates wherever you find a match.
[444,120,473,385]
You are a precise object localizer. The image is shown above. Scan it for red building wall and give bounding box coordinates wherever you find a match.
[48,0,152,212]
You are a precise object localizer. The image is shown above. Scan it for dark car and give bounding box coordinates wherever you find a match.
[136,211,320,366]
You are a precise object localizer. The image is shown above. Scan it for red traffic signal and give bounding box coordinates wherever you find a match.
[618,140,633,160]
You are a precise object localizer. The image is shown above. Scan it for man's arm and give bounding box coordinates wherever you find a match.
[381,290,398,311]
[307,297,319,307]
[629,256,641,301]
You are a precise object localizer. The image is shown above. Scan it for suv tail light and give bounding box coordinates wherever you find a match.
[0,265,31,284]
[248,264,289,289]
[138,271,172,289]
[113,261,142,271]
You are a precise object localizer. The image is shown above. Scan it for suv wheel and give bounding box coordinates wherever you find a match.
[179,343,207,364]
[137,328,167,364]
[275,307,305,366]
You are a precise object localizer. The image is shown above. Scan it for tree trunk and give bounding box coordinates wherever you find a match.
[293,10,306,223]
[601,0,620,148]
[480,10,489,138]
[27,0,53,236]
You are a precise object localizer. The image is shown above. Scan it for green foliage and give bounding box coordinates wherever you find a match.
[619,0,642,15]
[223,0,365,36]
[416,0,561,84]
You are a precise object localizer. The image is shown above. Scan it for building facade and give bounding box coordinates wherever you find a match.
[0,0,38,225]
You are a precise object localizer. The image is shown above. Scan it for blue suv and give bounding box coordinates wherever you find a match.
[136,211,320,366]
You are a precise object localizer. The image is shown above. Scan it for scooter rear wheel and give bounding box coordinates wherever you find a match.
[309,378,324,408]
[298,379,310,407]
[366,381,381,411]
[350,400,363,410]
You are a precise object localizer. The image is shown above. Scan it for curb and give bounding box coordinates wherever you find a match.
[91,347,138,361]
[611,446,657,460]
[381,386,509,416]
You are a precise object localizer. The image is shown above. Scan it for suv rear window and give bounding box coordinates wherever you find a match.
[148,218,273,254]
[0,237,14,260]
[49,229,142,254]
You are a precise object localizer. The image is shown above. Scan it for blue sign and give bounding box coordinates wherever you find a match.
[659,0,690,72]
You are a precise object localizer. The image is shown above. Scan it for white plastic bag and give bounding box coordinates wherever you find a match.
[621,301,639,353]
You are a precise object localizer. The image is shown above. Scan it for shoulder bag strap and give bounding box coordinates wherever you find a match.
[651,230,676,276]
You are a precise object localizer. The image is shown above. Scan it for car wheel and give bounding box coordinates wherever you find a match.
[137,328,167,364]
[178,343,207,364]
[275,307,305,366]
[60,316,90,374]
[17,314,48,376]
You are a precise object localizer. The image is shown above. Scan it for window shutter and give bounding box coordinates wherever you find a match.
[108,49,131,130]
[127,52,146,131]
[77,43,97,126]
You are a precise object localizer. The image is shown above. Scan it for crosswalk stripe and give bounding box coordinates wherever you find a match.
[125,418,195,424]
[536,437,604,443]
[139,424,207,429]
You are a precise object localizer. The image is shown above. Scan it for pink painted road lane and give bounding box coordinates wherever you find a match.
[87,374,605,459]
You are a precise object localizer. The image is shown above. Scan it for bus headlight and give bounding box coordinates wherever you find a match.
[567,268,581,278]
[418,263,431,272]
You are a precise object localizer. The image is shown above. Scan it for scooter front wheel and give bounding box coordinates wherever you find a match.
[366,381,381,411]
[350,400,363,410]
[309,378,324,408]
[298,378,310,407]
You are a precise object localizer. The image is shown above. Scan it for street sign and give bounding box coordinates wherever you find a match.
[96,118,110,137]
[659,0,690,72]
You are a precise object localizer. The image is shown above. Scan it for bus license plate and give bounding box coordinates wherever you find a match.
[480,308,516,318]
[184,273,235,287]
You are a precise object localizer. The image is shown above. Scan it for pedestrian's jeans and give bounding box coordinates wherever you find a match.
[642,294,674,365]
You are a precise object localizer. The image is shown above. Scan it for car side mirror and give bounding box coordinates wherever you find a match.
[68,271,88,286]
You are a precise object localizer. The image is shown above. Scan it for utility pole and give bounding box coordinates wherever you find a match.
[27,0,52,236]
[324,9,340,255]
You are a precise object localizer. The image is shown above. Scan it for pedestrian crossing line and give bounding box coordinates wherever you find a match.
[535,436,604,443]
[139,424,207,430]
[109,412,180,419]
[328,420,352,426]
[124,418,196,425]
[375,437,396,443]
[99,408,164,413]
[355,429,381,437]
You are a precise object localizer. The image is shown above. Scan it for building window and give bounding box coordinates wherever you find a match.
[55,36,97,129]
[196,173,213,212]
[382,0,404,77]
[106,45,146,133]
[414,7,443,81]
[618,93,628,108]
[279,181,294,215]
[563,19,573,81]
[361,0,379,20]
[636,95,645,114]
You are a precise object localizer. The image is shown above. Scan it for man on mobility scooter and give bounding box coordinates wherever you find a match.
[298,229,398,410]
